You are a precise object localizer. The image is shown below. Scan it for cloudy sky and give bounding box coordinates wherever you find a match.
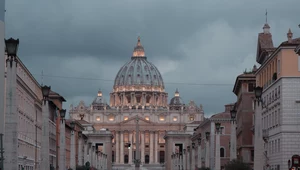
[5,0,300,117]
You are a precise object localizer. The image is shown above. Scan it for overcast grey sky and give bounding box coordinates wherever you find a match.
[5,0,300,117]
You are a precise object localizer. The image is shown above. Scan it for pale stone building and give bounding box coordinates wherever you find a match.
[254,23,300,170]
[70,37,205,169]
[3,53,65,170]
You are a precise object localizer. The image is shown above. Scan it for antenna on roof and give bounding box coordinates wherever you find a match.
[265,9,268,23]
[41,70,44,86]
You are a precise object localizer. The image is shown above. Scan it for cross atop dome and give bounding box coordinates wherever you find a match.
[132,36,145,57]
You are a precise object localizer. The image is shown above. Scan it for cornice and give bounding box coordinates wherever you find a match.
[17,75,40,103]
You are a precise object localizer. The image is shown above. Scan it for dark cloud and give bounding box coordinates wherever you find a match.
[5,0,300,116]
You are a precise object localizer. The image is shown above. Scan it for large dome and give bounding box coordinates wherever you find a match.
[113,37,165,89]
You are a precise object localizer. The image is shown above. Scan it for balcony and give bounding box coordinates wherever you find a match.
[262,129,269,142]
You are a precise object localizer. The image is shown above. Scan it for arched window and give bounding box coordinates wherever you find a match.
[220,147,225,157]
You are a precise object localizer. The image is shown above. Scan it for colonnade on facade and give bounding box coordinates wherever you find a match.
[170,138,210,170]
[114,130,162,165]
[81,141,109,169]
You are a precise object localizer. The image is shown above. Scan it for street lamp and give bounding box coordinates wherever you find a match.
[5,38,19,56]
[254,86,267,108]
[60,109,66,123]
[215,123,221,132]
[70,121,75,131]
[230,105,237,121]
[198,137,201,145]
[205,132,210,140]
[5,37,19,69]
[41,85,51,105]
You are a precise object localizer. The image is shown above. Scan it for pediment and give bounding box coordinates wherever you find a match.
[120,116,154,125]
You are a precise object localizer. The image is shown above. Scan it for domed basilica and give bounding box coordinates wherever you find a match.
[70,37,204,167]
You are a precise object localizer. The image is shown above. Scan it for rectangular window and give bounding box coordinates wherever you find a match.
[278,109,281,125]
[275,111,278,125]
[220,126,225,134]
[278,59,281,73]
[298,56,300,71]
[248,83,254,92]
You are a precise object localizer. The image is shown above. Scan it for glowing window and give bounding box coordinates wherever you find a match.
[159,116,165,121]
[96,116,100,121]
[173,117,178,122]
[124,116,128,121]
[189,116,194,121]
[109,116,114,121]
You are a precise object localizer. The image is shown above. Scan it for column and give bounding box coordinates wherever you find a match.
[171,154,174,170]
[120,132,124,163]
[129,132,133,164]
[154,131,158,163]
[59,120,66,170]
[84,142,88,164]
[94,149,97,168]
[205,140,210,168]
[187,147,190,170]
[116,131,120,163]
[96,153,99,169]
[41,97,50,170]
[70,131,75,169]
[91,146,95,167]
[192,145,195,170]
[88,143,92,163]
[4,55,18,170]
[230,121,237,160]
[142,93,146,107]
[183,150,186,170]
[141,131,145,164]
[210,122,215,170]
[149,131,154,163]
[215,131,221,170]
[78,137,83,165]
[99,153,102,169]
[198,142,202,168]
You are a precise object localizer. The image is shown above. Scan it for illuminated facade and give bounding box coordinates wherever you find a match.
[70,37,205,168]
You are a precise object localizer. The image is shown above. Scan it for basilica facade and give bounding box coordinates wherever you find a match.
[69,37,204,167]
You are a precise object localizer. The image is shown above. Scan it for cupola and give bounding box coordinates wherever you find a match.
[132,36,145,57]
